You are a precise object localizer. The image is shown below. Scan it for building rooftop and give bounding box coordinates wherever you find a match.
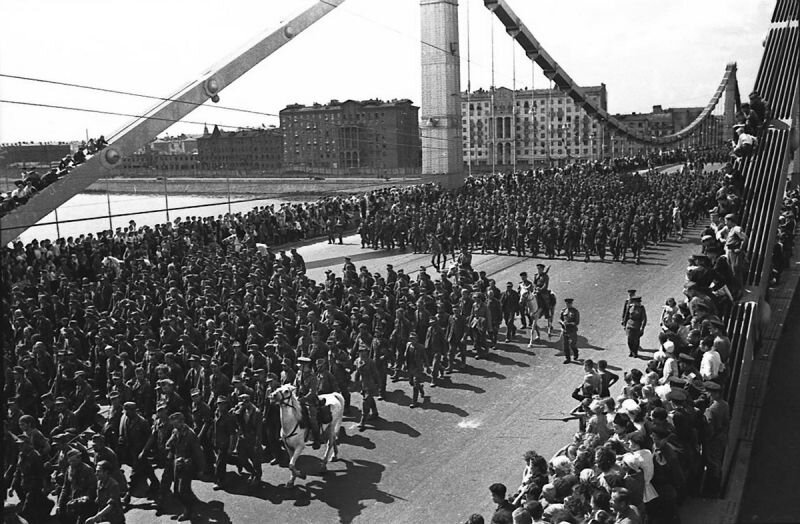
[282,98,417,112]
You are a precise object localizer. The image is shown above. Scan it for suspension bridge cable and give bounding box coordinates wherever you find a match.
[0,73,457,146]
[466,0,472,178]
[317,0,488,72]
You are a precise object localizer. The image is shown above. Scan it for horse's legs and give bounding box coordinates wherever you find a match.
[321,426,333,471]
[287,444,305,485]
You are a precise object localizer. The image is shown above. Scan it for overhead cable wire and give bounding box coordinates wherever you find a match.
[0,98,454,153]
[0,73,456,146]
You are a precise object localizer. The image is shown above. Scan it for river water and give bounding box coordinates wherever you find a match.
[17,193,292,244]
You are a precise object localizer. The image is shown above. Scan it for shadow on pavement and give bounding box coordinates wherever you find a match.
[458,365,506,380]
[305,248,424,271]
[420,400,469,417]
[299,458,402,523]
[339,431,377,449]
[497,343,537,356]
[482,351,531,368]
[370,417,422,437]
[195,499,233,524]
[576,335,605,351]
[435,377,486,394]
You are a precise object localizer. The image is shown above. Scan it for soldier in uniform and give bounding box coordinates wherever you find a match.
[139,403,171,509]
[701,381,729,498]
[468,293,491,359]
[211,397,236,487]
[11,436,52,523]
[543,221,557,259]
[58,448,97,524]
[326,349,352,413]
[190,388,214,477]
[369,326,390,399]
[500,282,520,342]
[165,412,204,521]
[564,222,579,261]
[353,346,381,430]
[426,316,448,386]
[406,333,427,408]
[293,357,321,449]
[625,296,647,358]
[446,299,468,369]
[595,222,608,260]
[621,289,636,328]
[119,401,156,496]
[233,393,262,485]
[559,298,580,364]
[84,459,125,524]
[90,434,129,506]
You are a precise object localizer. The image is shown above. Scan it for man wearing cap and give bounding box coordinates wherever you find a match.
[559,298,580,364]
[90,433,129,506]
[500,282,520,342]
[52,396,78,437]
[404,332,428,408]
[426,315,448,386]
[294,357,322,449]
[701,381,729,497]
[468,293,491,359]
[10,434,52,523]
[119,401,158,496]
[233,393,263,485]
[191,388,215,476]
[621,289,636,327]
[624,296,647,358]
[211,397,237,486]
[517,272,534,329]
[58,448,97,523]
[354,345,381,430]
[165,412,204,520]
[85,459,125,524]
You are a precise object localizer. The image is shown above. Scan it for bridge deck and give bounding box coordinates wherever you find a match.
[116,227,704,524]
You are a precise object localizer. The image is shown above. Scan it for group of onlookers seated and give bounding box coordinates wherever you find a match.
[0,136,107,217]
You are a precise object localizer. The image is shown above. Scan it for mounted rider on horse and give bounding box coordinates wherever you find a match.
[521,264,556,343]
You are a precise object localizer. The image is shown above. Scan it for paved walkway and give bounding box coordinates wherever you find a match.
[738,280,800,523]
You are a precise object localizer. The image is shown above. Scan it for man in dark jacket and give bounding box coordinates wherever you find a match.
[406,334,427,408]
[353,346,381,430]
[500,282,520,342]
[166,412,204,521]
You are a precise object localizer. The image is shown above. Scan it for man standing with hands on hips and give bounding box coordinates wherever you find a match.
[560,298,580,364]
[625,295,647,358]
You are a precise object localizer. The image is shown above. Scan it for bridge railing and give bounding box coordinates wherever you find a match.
[718,1,798,494]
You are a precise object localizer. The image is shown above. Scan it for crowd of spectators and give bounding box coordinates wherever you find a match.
[465,93,800,524]
[1,136,107,217]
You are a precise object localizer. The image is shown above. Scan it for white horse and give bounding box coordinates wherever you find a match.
[521,289,556,346]
[269,384,344,486]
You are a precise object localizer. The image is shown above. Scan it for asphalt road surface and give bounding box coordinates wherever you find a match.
[126,227,703,524]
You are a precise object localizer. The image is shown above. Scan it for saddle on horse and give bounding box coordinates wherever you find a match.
[533,289,556,317]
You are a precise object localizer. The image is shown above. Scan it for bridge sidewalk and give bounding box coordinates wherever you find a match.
[680,243,800,523]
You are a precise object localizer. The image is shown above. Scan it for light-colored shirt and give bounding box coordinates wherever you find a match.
[700,350,722,380]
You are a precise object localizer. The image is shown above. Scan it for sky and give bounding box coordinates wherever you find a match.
[0,0,775,143]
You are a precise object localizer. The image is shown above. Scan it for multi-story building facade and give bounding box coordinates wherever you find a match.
[461,85,609,169]
[610,105,721,157]
[120,134,201,172]
[280,99,421,170]
[197,126,283,171]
